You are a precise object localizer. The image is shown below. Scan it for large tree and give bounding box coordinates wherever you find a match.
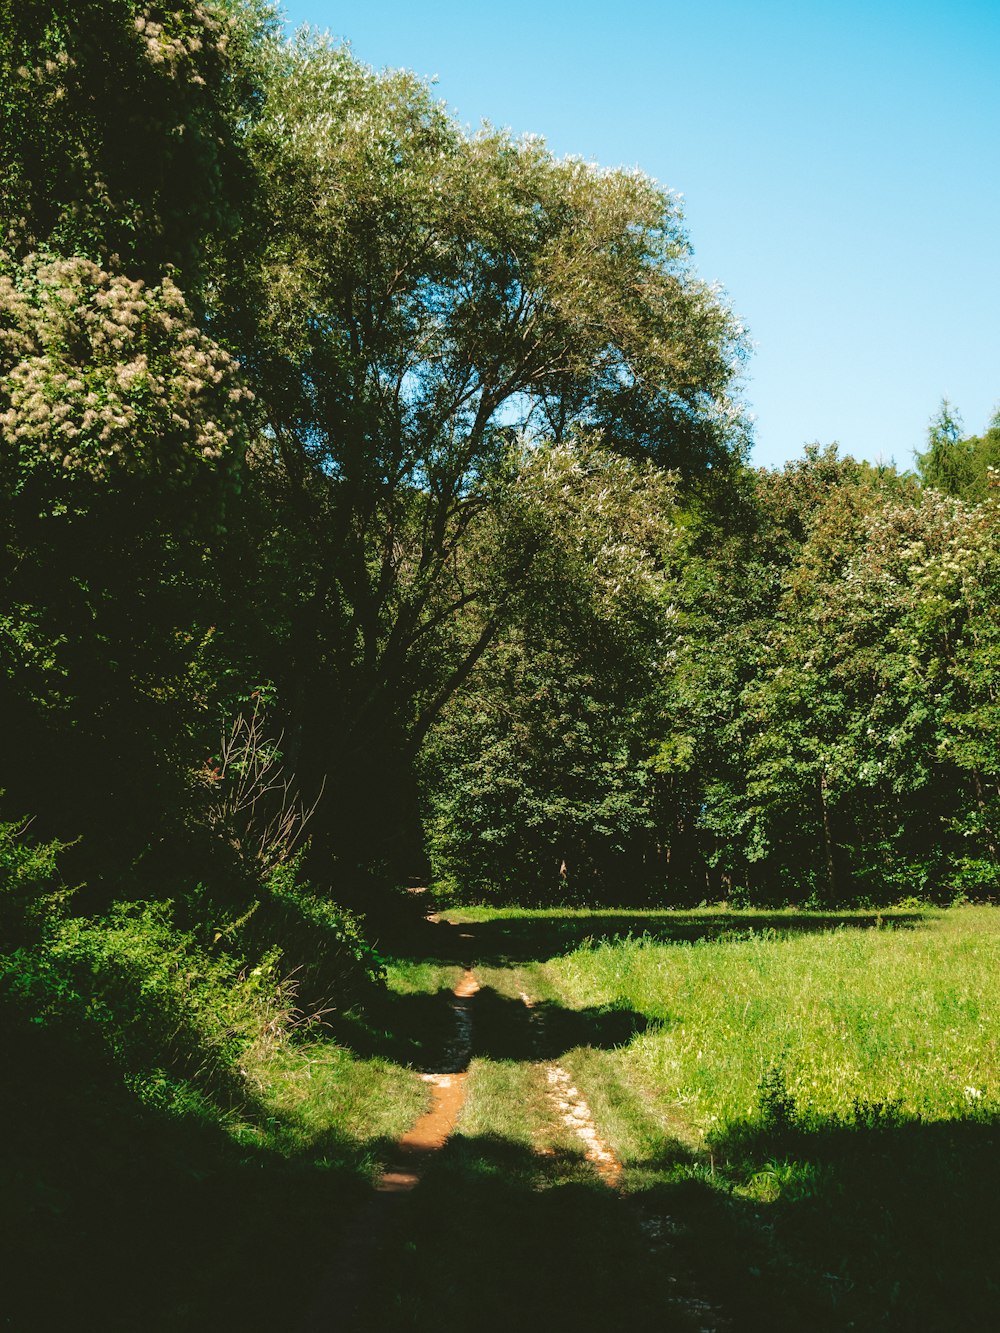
[0,2,270,863]
[237,35,750,890]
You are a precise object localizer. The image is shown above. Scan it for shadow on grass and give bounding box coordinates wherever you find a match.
[336,1110,1000,1333]
[646,1108,1000,1333]
[378,909,928,968]
[13,988,1000,1332]
[335,983,653,1071]
[0,1006,387,1333]
[356,1133,711,1333]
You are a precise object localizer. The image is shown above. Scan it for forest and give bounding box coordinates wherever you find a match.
[3,4,1000,1331]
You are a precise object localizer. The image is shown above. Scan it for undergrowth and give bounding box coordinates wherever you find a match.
[0,821,425,1331]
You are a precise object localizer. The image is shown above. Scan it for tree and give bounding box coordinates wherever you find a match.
[422,437,682,903]
[0,1,272,863]
[659,447,942,904]
[0,250,251,861]
[0,0,272,290]
[236,35,750,891]
[916,399,1000,505]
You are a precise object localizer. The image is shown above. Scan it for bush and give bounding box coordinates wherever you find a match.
[0,817,73,945]
[224,856,384,1016]
[1,895,300,1108]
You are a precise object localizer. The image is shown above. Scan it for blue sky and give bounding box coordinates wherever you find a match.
[280,1,1000,470]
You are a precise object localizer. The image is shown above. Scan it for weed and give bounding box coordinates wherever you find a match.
[757,1064,797,1130]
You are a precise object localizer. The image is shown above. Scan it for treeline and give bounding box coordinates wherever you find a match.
[3,1,999,943]
[428,440,1000,907]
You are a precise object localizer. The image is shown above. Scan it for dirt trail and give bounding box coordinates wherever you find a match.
[377,969,479,1193]
[302,910,726,1332]
[543,1062,622,1185]
[300,956,479,1332]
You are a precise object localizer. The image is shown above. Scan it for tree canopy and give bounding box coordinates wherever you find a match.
[1,4,997,912]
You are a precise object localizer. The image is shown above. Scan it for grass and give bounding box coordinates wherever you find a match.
[0,1001,430,1333]
[435,902,1000,1331]
[0,854,433,1333]
[247,1040,428,1154]
[362,1056,709,1330]
[540,906,1000,1135]
[10,892,1000,1331]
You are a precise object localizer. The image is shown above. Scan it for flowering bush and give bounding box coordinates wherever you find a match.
[0,250,250,506]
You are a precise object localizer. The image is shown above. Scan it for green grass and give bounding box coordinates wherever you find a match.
[363,1058,707,1330]
[249,1040,428,1155]
[438,903,1000,1331]
[540,906,1000,1136]
[0,1004,428,1333]
[383,957,465,995]
[12,894,1000,1331]
[0,874,433,1333]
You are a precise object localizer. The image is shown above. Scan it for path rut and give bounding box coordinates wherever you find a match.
[302,911,726,1332]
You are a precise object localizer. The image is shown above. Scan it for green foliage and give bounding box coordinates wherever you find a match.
[423,438,682,903]
[236,856,385,1011]
[0,14,263,858]
[916,398,1000,504]
[656,445,1000,904]
[0,0,273,287]
[3,898,290,1104]
[0,824,423,1333]
[0,817,72,944]
[0,822,385,1124]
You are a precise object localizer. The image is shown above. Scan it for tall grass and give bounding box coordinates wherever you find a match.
[449,905,1000,1329]
[542,909,1000,1137]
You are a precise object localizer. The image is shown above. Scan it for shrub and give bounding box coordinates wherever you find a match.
[1,897,298,1107]
[0,817,73,944]
[225,856,384,1016]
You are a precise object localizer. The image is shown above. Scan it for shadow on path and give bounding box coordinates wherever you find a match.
[310,1133,717,1333]
[307,1111,1000,1333]
[335,983,653,1072]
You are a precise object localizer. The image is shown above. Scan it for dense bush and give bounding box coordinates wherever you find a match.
[0,825,381,1118]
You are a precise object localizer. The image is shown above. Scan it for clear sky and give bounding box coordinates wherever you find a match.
[280,1,1000,471]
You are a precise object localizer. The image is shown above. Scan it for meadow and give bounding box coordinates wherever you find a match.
[387,905,1000,1331]
[7,900,1000,1330]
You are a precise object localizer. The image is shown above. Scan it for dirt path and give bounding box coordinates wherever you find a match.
[302,911,726,1332]
[300,958,479,1331]
[377,969,479,1192]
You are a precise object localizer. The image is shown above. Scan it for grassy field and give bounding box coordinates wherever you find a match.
[9,903,1000,1330]
[439,904,1000,1331]
[517,905,1000,1132]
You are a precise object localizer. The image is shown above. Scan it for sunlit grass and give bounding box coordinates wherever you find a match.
[383,958,464,995]
[439,904,1000,1329]
[538,906,1000,1140]
[457,1059,568,1150]
[254,1041,427,1160]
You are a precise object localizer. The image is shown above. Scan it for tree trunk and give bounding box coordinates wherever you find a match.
[819,771,837,902]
